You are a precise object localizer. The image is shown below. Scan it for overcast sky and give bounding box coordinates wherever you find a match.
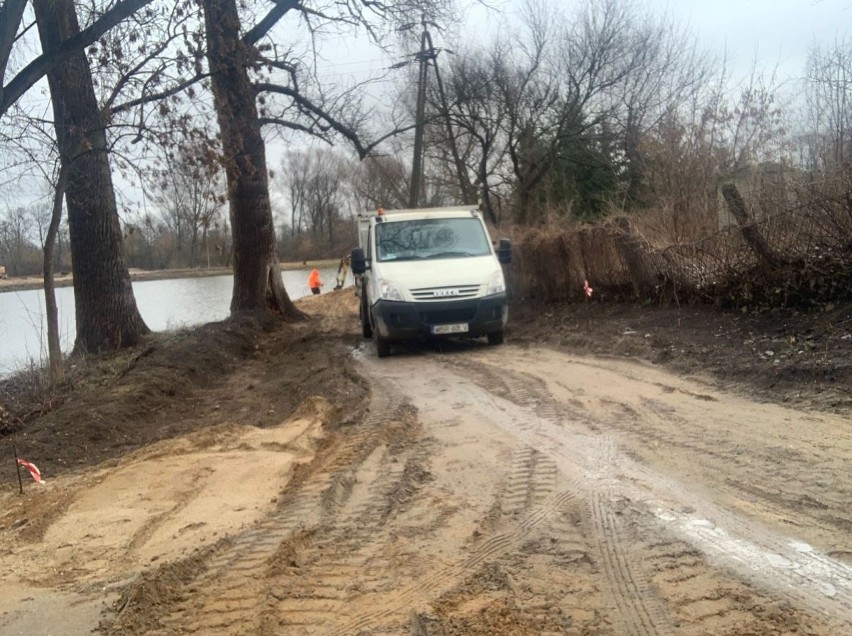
[452,0,851,82]
[4,0,851,213]
[648,0,851,81]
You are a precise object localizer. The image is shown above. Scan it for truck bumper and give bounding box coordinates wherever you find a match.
[371,294,508,341]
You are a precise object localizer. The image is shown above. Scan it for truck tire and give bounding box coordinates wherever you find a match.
[360,298,373,338]
[375,335,391,358]
[487,330,504,346]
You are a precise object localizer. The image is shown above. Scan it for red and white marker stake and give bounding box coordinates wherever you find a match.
[17,458,44,484]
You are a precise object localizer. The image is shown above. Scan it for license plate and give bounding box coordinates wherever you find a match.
[432,323,469,335]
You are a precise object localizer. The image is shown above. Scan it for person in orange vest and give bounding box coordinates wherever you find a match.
[308,268,323,295]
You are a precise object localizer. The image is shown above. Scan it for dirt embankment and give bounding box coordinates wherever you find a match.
[509,299,851,414]
[0,290,849,635]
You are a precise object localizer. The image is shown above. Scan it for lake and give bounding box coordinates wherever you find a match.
[0,267,343,376]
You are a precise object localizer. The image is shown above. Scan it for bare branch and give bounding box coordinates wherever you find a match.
[257,81,372,156]
[258,117,319,137]
[1,0,155,117]
[0,0,27,88]
[243,0,299,46]
[107,72,209,116]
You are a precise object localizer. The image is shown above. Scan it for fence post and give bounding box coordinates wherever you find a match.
[721,183,779,268]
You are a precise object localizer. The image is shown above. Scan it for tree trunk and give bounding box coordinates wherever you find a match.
[34,0,149,352]
[201,0,303,319]
[477,152,499,225]
[623,111,645,206]
[44,161,68,385]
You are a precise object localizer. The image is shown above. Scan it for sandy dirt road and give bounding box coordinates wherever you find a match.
[2,336,851,635]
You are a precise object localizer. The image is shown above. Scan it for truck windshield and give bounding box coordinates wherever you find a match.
[376,218,491,262]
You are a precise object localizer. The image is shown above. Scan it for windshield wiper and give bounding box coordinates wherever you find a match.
[424,251,473,259]
[381,255,423,262]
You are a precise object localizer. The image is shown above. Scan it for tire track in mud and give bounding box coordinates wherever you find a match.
[587,436,675,636]
[502,352,852,633]
[113,346,849,635]
[262,394,441,632]
[267,447,419,630]
[445,355,581,426]
[431,450,599,634]
[433,352,852,631]
[380,350,851,634]
[582,390,852,627]
[588,394,852,577]
[526,350,852,542]
[367,353,673,636]
[576,419,852,630]
[445,353,675,635]
[319,488,580,636]
[267,388,580,633]
[119,389,412,636]
[630,396,852,537]
[502,447,558,515]
[257,354,591,634]
[458,351,852,626]
[648,499,852,630]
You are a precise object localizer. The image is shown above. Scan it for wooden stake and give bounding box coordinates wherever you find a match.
[12,444,23,494]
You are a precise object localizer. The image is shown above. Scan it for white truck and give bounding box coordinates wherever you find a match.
[350,204,511,357]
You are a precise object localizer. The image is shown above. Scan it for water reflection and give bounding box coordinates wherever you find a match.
[0,267,343,375]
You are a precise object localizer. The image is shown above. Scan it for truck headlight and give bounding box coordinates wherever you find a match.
[487,270,506,295]
[378,278,405,301]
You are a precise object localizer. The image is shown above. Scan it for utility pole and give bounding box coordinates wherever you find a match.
[409,18,433,208]
[406,18,469,208]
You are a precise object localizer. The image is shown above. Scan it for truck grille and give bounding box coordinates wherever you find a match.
[410,285,480,301]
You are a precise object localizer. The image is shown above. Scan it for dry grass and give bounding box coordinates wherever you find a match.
[509,191,852,309]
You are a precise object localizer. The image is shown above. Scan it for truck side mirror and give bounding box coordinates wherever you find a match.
[351,247,367,274]
[497,238,512,265]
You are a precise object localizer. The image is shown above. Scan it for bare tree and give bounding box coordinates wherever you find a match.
[44,161,70,384]
[0,0,155,117]
[199,0,300,317]
[279,146,357,256]
[0,205,37,275]
[281,148,312,237]
[503,0,655,222]
[350,154,410,211]
[123,210,172,270]
[33,0,149,352]
[197,0,452,318]
[719,68,787,172]
[151,145,224,268]
[639,112,725,241]
[438,46,511,223]
[805,37,852,171]
[308,147,349,248]
[603,4,713,204]
[801,37,852,223]
[437,0,666,224]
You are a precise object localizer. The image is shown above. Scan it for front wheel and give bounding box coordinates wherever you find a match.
[375,334,391,358]
[360,298,373,338]
[487,330,504,346]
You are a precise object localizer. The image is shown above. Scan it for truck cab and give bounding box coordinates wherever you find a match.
[351,205,511,357]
